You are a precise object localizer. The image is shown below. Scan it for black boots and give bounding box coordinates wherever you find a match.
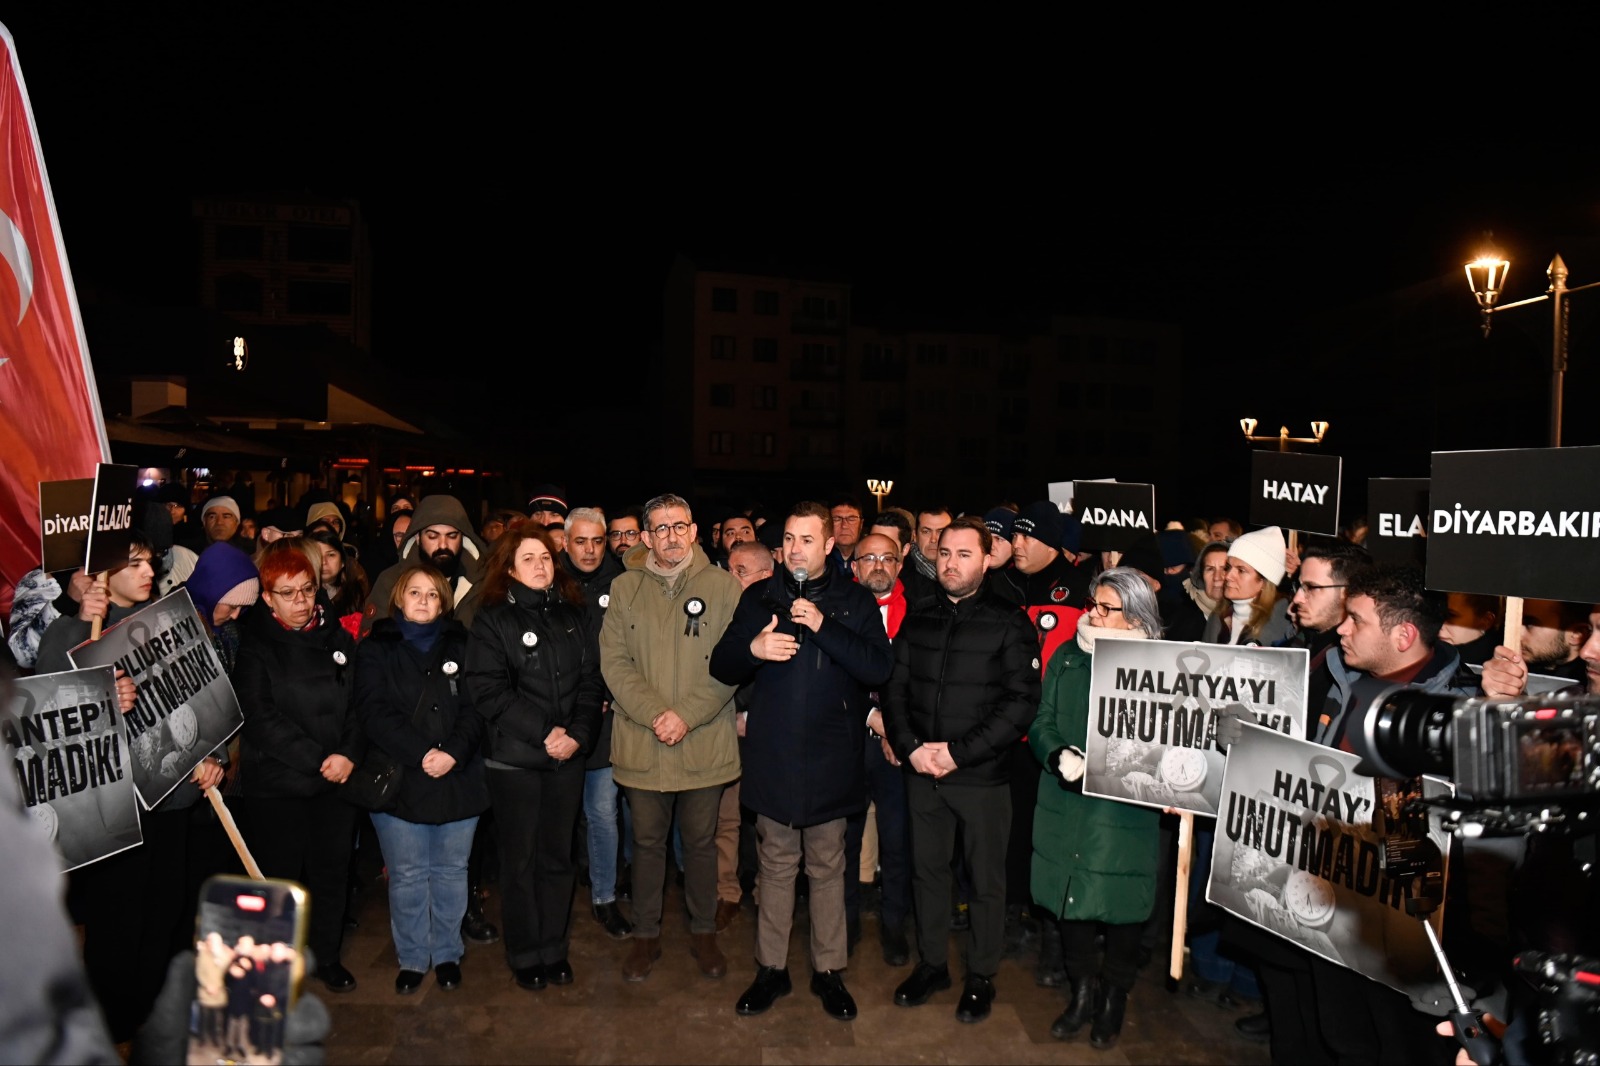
[1035,920,1066,987]
[1050,976,1096,1040]
[1089,982,1129,1049]
[461,881,499,944]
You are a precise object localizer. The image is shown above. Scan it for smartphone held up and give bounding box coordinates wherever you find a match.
[188,875,307,1066]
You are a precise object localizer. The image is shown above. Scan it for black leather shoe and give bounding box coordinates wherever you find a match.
[735,965,792,1016]
[1051,976,1095,1039]
[546,958,574,985]
[316,963,356,993]
[435,961,462,990]
[592,901,633,940]
[462,909,499,944]
[811,970,857,1021]
[1090,983,1129,1049]
[1035,922,1066,987]
[395,969,425,995]
[514,964,547,991]
[1235,1010,1271,1043]
[880,923,911,967]
[893,962,952,1007]
[955,974,995,1023]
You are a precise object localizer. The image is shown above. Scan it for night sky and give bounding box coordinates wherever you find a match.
[9,12,1600,514]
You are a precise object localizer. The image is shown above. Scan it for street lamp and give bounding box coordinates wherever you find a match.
[866,478,893,512]
[1465,251,1600,447]
[1239,418,1329,451]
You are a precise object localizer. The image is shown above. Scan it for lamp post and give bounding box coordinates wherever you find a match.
[866,478,893,512]
[1238,418,1330,451]
[1465,252,1600,448]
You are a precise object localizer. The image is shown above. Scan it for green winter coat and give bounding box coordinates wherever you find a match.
[600,543,741,793]
[1028,642,1159,924]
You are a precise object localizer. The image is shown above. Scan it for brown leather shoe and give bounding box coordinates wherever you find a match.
[621,936,661,982]
[690,932,727,978]
[715,899,741,932]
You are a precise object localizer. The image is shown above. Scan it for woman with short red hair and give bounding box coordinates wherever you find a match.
[234,540,366,993]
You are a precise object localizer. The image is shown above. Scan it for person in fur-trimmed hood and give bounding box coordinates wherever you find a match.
[361,495,489,637]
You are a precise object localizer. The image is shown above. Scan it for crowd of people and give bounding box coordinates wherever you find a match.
[5,478,1595,1064]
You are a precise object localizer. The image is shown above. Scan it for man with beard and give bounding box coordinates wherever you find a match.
[883,517,1041,1023]
[563,507,633,939]
[712,503,892,1020]
[719,513,757,568]
[1516,599,1592,686]
[607,507,645,560]
[360,495,489,637]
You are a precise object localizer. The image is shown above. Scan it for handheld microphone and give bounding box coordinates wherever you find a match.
[792,567,809,645]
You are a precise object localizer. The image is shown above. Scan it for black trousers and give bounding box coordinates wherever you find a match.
[1060,918,1143,992]
[487,763,584,968]
[844,735,914,930]
[905,775,1009,976]
[1003,740,1040,909]
[241,792,357,967]
[73,807,191,1042]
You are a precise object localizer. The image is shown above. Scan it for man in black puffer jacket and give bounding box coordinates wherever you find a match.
[711,502,892,1022]
[882,516,1041,1025]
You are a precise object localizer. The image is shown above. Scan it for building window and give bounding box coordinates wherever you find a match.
[800,343,837,366]
[753,432,776,457]
[710,384,735,407]
[1086,382,1106,410]
[286,225,352,263]
[914,344,948,365]
[1087,335,1107,362]
[755,386,778,409]
[1058,382,1080,409]
[752,337,778,362]
[958,347,989,368]
[215,225,263,260]
[1057,334,1080,363]
[999,395,1028,418]
[1000,350,1031,375]
[286,279,352,315]
[709,431,735,455]
[711,287,737,312]
[215,272,263,313]
[710,335,736,360]
[800,295,838,320]
[754,290,779,315]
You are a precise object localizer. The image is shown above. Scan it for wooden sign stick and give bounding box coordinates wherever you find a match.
[1287,529,1299,557]
[206,786,263,879]
[87,571,108,640]
[1501,596,1523,656]
[1169,809,1195,981]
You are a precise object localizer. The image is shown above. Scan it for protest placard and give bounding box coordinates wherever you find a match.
[1250,451,1342,536]
[2,666,142,871]
[38,477,94,573]
[68,588,242,809]
[1366,478,1429,567]
[1206,724,1448,996]
[1082,638,1308,816]
[82,463,138,575]
[1072,481,1156,552]
[1426,446,1600,603]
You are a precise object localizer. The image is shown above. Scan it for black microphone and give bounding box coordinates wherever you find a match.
[792,566,809,645]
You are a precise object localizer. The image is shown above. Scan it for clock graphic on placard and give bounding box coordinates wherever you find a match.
[1283,869,1337,929]
[1159,747,1208,792]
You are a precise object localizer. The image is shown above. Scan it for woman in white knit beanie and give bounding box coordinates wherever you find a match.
[1199,526,1293,647]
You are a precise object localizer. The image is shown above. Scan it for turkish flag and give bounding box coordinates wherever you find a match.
[0,23,111,620]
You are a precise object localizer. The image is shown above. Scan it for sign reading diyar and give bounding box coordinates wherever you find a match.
[1072,481,1156,552]
[1426,446,1600,603]
[38,477,93,573]
[1249,452,1342,536]
[1366,478,1429,567]
[1082,638,1307,817]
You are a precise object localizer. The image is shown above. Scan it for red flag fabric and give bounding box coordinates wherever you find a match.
[0,23,111,621]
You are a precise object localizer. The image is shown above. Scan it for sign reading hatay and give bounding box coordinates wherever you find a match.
[0,23,112,619]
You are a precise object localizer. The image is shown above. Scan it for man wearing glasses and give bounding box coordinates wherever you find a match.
[1286,542,1370,722]
[600,494,742,984]
[828,498,865,576]
[606,507,645,560]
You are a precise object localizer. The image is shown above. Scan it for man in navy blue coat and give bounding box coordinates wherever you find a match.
[710,501,892,1022]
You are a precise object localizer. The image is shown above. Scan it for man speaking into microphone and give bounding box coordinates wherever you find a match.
[711,502,892,1021]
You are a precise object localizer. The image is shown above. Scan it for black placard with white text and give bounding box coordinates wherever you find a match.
[1426,446,1600,602]
[38,477,94,573]
[1249,452,1342,536]
[1366,478,1429,567]
[83,463,139,574]
[1072,481,1156,552]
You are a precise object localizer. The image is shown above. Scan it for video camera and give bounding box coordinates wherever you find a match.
[1358,690,1600,836]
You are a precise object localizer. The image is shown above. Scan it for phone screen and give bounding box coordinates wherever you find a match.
[188,875,308,1066]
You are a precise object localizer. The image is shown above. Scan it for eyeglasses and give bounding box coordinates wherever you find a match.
[649,522,692,538]
[269,585,317,602]
[607,529,641,541]
[854,553,897,565]
[832,515,862,526]
[1291,580,1347,595]
[1085,600,1124,615]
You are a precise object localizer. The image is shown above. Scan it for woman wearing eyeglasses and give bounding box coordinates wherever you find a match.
[1201,526,1293,647]
[464,522,602,991]
[1030,567,1164,1050]
[234,539,366,994]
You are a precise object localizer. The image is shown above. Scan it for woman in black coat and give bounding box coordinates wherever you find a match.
[464,522,602,991]
[233,540,364,993]
[356,563,490,994]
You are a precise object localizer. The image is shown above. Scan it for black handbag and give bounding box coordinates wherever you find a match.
[342,748,402,812]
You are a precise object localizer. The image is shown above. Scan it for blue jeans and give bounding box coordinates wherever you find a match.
[370,813,479,972]
[584,767,622,904]
[1189,823,1261,998]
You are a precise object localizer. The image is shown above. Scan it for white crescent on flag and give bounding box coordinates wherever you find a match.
[0,206,33,325]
